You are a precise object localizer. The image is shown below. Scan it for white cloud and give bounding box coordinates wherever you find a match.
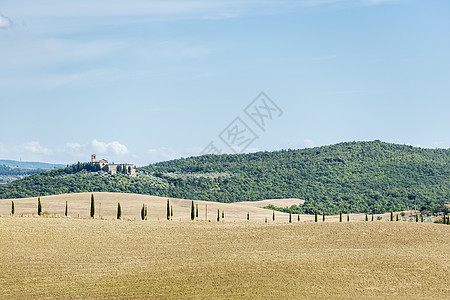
[21,141,52,155]
[0,15,12,29]
[92,139,129,155]
[303,139,316,148]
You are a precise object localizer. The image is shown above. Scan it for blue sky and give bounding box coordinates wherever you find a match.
[1,0,449,166]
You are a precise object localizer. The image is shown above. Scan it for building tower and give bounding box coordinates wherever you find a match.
[91,154,97,163]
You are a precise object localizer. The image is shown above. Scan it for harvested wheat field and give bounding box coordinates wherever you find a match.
[0,217,448,299]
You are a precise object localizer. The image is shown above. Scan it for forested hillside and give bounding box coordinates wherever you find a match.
[1,141,449,214]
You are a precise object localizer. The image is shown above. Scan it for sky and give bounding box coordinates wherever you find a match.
[0,0,449,166]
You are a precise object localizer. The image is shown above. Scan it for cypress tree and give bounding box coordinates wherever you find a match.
[166,199,170,220]
[38,197,42,216]
[396,214,399,221]
[265,217,267,223]
[191,200,195,220]
[65,201,68,217]
[322,211,325,222]
[347,213,349,222]
[371,212,374,222]
[217,209,220,222]
[420,214,423,222]
[297,214,300,222]
[196,204,199,218]
[117,202,122,220]
[339,210,342,222]
[222,211,224,219]
[416,213,419,222]
[11,201,14,215]
[145,205,148,220]
[247,212,250,221]
[390,210,393,221]
[289,210,292,223]
[90,194,95,218]
[171,205,173,218]
[273,210,275,221]
[365,213,368,221]
[141,204,145,220]
[443,213,447,225]
[314,209,318,222]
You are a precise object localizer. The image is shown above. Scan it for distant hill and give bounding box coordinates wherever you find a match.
[0,141,449,214]
[0,160,65,184]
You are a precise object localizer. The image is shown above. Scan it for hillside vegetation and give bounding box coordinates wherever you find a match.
[1,141,449,214]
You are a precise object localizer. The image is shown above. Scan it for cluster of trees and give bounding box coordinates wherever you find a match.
[1,141,449,214]
[0,165,46,176]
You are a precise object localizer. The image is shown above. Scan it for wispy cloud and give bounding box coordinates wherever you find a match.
[0,15,12,29]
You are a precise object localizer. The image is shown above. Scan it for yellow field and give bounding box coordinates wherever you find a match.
[0,216,449,299]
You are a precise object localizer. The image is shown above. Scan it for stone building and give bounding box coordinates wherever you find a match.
[91,154,136,176]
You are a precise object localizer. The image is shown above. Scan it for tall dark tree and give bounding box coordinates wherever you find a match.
[347,213,350,222]
[141,204,146,220]
[217,209,220,222]
[273,210,275,222]
[322,211,325,222]
[365,213,368,221]
[117,202,122,219]
[315,209,318,222]
[289,210,292,223]
[222,211,224,219]
[11,201,14,215]
[191,201,195,220]
[166,199,170,220]
[390,210,393,221]
[297,214,300,222]
[171,205,173,218]
[247,211,250,221]
[196,204,199,218]
[396,213,399,221]
[339,210,342,222]
[38,197,42,216]
[90,194,95,218]
[65,201,68,217]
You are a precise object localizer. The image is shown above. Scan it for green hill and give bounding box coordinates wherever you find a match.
[1,141,449,214]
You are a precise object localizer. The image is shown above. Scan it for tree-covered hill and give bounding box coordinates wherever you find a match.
[1,141,449,214]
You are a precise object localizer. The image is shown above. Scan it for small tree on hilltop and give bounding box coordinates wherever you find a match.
[11,201,14,216]
[166,199,170,220]
[315,209,318,222]
[191,200,195,221]
[38,197,42,216]
[339,210,342,222]
[117,202,122,220]
[65,201,68,217]
[90,194,95,218]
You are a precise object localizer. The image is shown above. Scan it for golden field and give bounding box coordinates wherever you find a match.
[0,214,449,299]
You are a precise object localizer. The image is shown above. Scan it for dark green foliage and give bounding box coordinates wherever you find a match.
[11,200,14,215]
[117,202,121,219]
[390,210,393,221]
[166,199,170,220]
[65,201,68,217]
[38,197,42,216]
[141,204,146,220]
[315,209,318,222]
[289,210,292,223]
[196,204,198,218]
[191,200,195,221]
[322,211,325,222]
[90,194,94,218]
[2,142,450,215]
[247,211,250,221]
[217,209,220,222]
[339,210,342,222]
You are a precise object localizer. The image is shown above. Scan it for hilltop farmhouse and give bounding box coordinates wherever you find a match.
[91,154,136,176]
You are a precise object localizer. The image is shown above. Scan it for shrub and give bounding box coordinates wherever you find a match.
[377,216,382,221]
[400,212,406,217]
[117,202,122,220]
[90,194,95,218]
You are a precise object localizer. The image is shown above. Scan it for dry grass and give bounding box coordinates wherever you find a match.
[0,216,449,299]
